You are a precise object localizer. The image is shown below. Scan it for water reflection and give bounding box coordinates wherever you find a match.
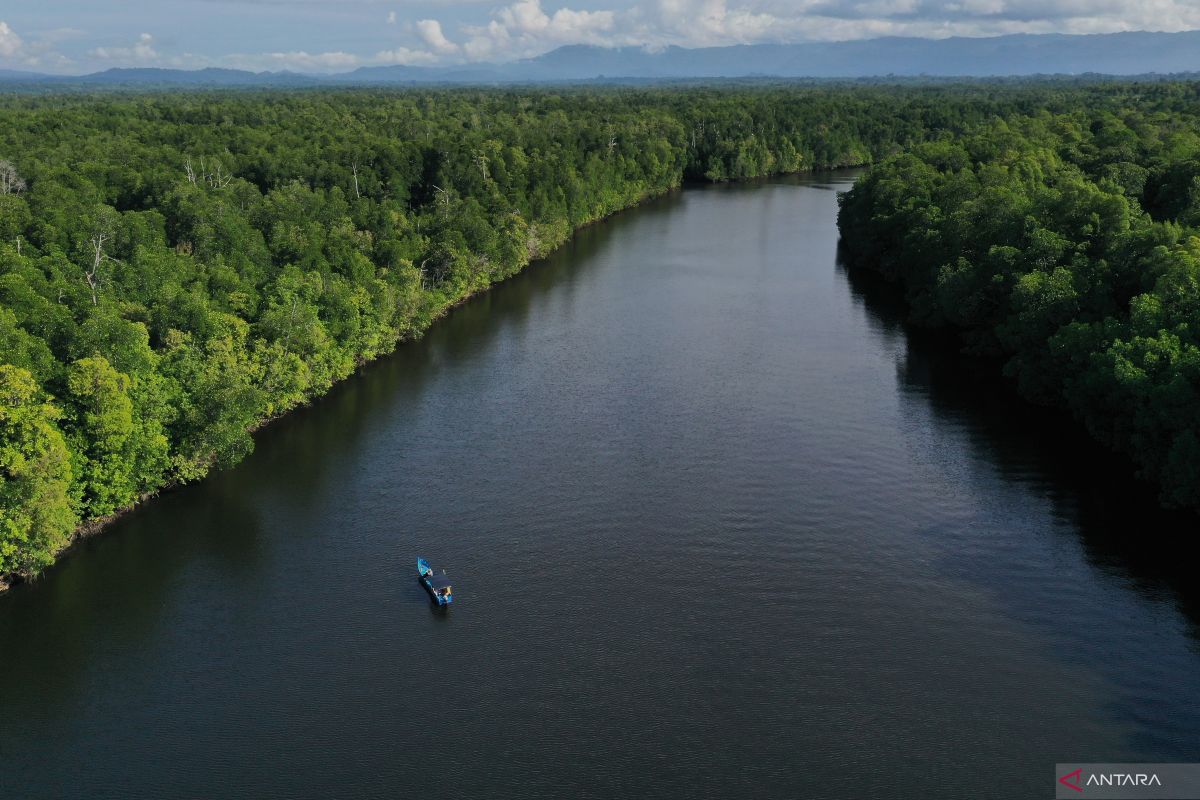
[0,482,264,723]
[838,243,1200,758]
[839,251,1198,614]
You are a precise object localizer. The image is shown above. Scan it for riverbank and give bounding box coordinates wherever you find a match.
[12,83,1180,585]
[836,122,1200,511]
[2,167,860,594]
[7,173,1199,797]
[0,184,662,593]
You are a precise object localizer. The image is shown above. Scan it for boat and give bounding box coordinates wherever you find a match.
[417,557,453,606]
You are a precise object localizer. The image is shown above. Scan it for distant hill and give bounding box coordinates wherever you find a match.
[506,31,1200,80]
[0,69,48,82]
[5,30,1200,88]
[77,67,318,86]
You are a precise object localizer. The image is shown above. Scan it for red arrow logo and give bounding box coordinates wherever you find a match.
[1060,768,1084,793]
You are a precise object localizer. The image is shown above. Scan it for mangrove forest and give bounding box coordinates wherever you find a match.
[2,83,1200,586]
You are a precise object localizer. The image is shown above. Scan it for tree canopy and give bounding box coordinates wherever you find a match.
[4,82,1200,583]
[839,85,1200,508]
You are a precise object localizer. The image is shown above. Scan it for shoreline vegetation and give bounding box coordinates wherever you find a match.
[838,87,1200,511]
[1,86,919,590]
[0,179,680,594]
[2,83,1199,590]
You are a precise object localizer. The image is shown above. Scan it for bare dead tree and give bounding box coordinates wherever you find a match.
[186,157,232,190]
[206,159,233,189]
[83,209,124,305]
[607,136,617,155]
[474,153,489,181]
[0,159,26,195]
[86,231,110,306]
[351,160,362,198]
[431,184,451,213]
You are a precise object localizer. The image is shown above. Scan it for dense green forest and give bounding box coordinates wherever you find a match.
[2,83,1199,585]
[0,85,947,583]
[839,83,1200,509]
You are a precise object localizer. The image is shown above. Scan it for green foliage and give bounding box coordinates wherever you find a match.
[6,82,1200,580]
[0,366,75,576]
[64,355,169,518]
[839,97,1200,508]
[2,84,943,580]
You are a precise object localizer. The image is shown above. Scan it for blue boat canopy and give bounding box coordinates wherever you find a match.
[428,575,453,589]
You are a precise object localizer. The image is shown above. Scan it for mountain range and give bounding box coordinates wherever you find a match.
[4,30,1200,87]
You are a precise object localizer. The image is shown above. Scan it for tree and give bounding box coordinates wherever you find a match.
[0,194,31,242]
[7,81,1200,585]
[0,160,26,196]
[83,207,123,306]
[0,366,76,576]
[65,356,138,517]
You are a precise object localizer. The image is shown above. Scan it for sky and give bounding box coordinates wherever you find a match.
[2,0,1200,74]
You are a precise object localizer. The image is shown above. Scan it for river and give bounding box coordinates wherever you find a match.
[2,173,1198,799]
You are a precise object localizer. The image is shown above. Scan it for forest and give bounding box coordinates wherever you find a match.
[839,82,1200,510]
[1,82,1198,585]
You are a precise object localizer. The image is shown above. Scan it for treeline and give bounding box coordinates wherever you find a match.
[6,84,1200,584]
[839,84,1200,509]
[0,84,1004,582]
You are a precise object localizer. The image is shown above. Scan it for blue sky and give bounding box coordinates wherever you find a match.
[2,0,1199,74]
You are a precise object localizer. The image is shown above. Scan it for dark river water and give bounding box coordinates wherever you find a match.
[3,173,1199,799]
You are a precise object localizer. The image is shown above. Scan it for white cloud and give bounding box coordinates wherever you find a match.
[441,0,1200,61]
[266,50,359,69]
[462,0,617,60]
[944,0,1005,13]
[210,49,360,72]
[1014,0,1200,33]
[853,0,920,16]
[416,19,459,54]
[90,32,158,62]
[334,0,1200,66]
[0,20,24,59]
[0,20,79,68]
[10,1,1200,74]
[374,47,439,65]
[640,0,790,45]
